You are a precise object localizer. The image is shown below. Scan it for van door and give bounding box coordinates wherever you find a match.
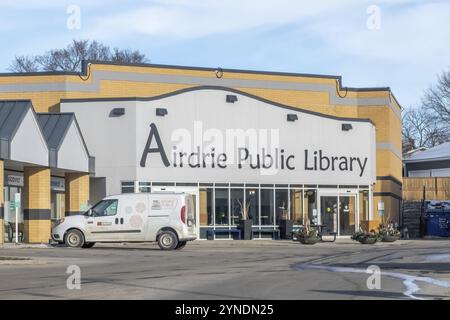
[85,199,122,241]
[118,194,148,241]
[146,195,179,241]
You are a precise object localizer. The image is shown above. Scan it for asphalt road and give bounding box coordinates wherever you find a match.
[0,239,449,300]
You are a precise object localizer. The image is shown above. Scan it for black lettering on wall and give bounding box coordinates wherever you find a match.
[140,123,170,167]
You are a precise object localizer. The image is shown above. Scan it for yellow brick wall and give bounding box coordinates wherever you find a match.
[23,220,51,243]
[23,167,51,209]
[65,173,90,215]
[23,167,51,243]
[0,160,4,245]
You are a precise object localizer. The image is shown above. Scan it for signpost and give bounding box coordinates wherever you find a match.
[14,193,20,244]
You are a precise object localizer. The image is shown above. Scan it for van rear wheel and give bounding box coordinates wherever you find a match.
[65,229,84,248]
[157,230,178,250]
[175,241,187,250]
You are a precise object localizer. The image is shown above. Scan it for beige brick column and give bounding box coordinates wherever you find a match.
[23,167,51,243]
[65,173,90,216]
[0,160,4,245]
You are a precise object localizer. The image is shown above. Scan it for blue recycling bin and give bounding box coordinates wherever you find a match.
[424,210,450,237]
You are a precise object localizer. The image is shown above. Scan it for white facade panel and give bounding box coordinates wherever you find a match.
[57,121,90,172]
[62,89,377,195]
[10,108,48,166]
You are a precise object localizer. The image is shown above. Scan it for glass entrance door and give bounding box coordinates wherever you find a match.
[319,192,358,236]
[339,195,357,236]
[320,196,338,234]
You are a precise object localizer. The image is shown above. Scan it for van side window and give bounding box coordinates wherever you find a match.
[92,199,118,217]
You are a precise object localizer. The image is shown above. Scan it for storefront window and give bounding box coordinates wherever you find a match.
[230,188,244,225]
[215,188,229,225]
[260,189,274,225]
[139,182,151,193]
[51,192,65,220]
[245,188,259,225]
[290,189,303,225]
[304,189,317,225]
[359,190,369,222]
[121,181,135,193]
[199,188,213,226]
[275,189,289,224]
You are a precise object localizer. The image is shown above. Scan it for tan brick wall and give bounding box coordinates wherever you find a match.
[23,220,52,243]
[23,167,51,243]
[65,173,90,215]
[0,160,4,245]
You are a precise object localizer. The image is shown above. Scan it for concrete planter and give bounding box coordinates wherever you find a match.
[279,219,294,239]
[239,219,253,240]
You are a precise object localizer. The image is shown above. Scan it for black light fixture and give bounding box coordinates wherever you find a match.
[287,114,298,122]
[156,108,168,116]
[342,123,353,131]
[110,107,125,117]
[226,95,238,103]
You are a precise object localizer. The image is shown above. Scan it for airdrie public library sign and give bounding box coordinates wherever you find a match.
[133,89,377,186]
[140,122,370,177]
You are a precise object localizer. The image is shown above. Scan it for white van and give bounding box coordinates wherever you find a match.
[52,192,197,250]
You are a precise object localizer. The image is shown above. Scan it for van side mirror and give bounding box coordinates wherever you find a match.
[85,209,93,217]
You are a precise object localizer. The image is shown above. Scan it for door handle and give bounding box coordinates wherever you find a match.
[115,218,119,224]
[120,218,124,224]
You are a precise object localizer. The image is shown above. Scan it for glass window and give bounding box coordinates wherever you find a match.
[121,181,135,194]
[139,182,151,193]
[214,188,229,225]
[200,188,213,226]
[230,188,244,225]
[91,199,118,217]
[304,189,317,225]
[245,188,259,225]
[260,188,274,225]
[290,189,303,225]
[359,190,370,222]
[275,189,289,224]
[51,192,65,220]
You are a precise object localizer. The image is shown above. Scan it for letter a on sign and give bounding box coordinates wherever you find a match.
[140,123,170,167]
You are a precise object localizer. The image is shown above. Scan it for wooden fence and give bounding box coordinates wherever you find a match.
[403,177,450,201]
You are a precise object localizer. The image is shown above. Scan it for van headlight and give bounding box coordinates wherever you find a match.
[54,218,65,227]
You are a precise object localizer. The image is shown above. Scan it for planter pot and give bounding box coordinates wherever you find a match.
[279,219,294,239]
[298,236,321,245]
[381,234,400,242]
[239,219,253,240]
[358,237,378,244]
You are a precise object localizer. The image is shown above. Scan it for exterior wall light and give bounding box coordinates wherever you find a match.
[156,108,168,116]
[110,108,125,117]
[287,114,298,122]
[226,95,238,103]
[342,123,353,131]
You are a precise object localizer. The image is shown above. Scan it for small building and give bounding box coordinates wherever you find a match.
[404,142,450,177]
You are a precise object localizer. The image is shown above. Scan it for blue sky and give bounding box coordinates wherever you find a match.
[0,0,449,108]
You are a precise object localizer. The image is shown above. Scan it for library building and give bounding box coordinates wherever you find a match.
[0,61,402,243]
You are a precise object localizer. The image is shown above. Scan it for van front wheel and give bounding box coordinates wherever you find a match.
[157,231,178,250]
[65,229,84,248]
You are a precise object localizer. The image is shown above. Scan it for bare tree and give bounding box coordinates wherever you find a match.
[422,69,450,124]
[402,106,449,151]
[8,39,148,73]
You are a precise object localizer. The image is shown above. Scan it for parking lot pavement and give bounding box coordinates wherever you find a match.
[0,239,449,300]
